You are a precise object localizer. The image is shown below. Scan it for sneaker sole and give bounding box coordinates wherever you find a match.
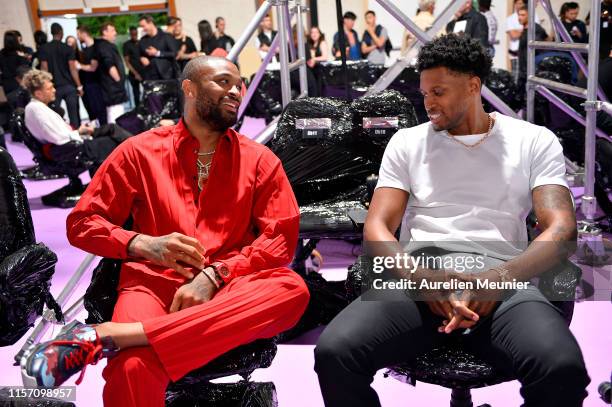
[19,321,83,389]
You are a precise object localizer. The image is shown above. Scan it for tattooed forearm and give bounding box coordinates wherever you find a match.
[532,185,577,242]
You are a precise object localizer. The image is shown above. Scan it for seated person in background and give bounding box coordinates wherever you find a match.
[333,12,361,61]
[21,56,309,405]
[23,69,131,168]
[314,33,589,407]
[7,65,33,111]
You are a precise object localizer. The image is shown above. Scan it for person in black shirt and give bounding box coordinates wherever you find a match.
[256,15,278,61]
[446,0,490,49]
[0,31,30,94]
[123,27,144,106]
[169,17,198,72]
[214,17,235,54]
[517,6,550,89]
[32,30,47,70]
[76,25,106,124]
[96,22,127,124]
[39,22,82,127]
[560,2,588,43]
[198,19,218,55]
[138,15,179,80]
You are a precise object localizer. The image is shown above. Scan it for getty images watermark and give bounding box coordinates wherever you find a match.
[355,241,611,302]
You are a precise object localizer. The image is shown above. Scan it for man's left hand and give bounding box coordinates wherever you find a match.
[146,46,159,57]
[170,268,217,312]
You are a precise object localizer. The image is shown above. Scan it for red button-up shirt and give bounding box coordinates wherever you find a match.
[67,120,300,300]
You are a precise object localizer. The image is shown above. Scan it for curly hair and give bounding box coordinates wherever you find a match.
[416,33,492,83]
[22,69,53,95]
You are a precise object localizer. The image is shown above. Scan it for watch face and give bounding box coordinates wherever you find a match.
[214,262,230,278]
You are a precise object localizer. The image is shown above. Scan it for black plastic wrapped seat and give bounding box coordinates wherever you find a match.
[11,110,91,208]
[346,255,581,407]
[0,147,61,346]
[83,258,278,406]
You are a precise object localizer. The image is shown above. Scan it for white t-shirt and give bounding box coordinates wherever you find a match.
[25,99,82,145]
[506,12,544,54]
[375,113,568,259]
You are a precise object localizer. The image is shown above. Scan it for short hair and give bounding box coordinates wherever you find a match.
[182,55,232,81]
[77,25,91,36]
[215,16,224,25]
[34,30,47,46]
[343,11,357,20]
[139,15,154,24]
[365,10,375,17]
[50,23,63,36]
[22,69,53,95]
[480,0,492,10]
[16,65,31,79]
[416,33,492,83]
[518,5,528,12]
[167,16,181,26]
[129,26,138,32]
[100,22,115,34]
[419,0,435,11]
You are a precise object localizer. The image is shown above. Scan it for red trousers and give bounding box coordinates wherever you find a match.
[101,267,309,406]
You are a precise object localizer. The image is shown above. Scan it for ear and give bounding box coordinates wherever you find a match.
[182,79,195,98]
[469,75,481,95]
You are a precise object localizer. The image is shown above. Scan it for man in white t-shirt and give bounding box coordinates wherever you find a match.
[314,34,589,407]
[507,0,543,81]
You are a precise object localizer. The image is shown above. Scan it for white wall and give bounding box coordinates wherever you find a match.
[0,0,35,47]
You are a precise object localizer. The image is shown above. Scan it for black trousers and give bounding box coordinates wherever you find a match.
[53,84,80,128]
[128,76,141,107]
[314,288,590,407]
[82,82,108,125]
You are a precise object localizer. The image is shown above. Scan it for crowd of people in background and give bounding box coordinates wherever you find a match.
[0,14,236,139]
[0,0,610,141]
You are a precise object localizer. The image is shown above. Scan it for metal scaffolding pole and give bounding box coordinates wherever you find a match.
[582,0,602,222]
[227,1,272,62]
[526,0,537,123]
[372,0,520,118]
[295,0,308,98]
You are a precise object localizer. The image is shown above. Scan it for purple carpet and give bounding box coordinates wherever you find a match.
[0,119,610,406]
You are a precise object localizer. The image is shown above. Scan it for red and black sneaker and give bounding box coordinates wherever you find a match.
[20,321,118,388]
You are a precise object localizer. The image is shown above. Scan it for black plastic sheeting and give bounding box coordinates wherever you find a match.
[269,97,375,205]
[83,258,122,325]
[537,55,574,85]
[0,148,35,259]
[166,381,277,407]
[484,68,523,112]
[0,148,61,346]
[116,79,182,134]
[350,90,418,161]
[0,388,75,407]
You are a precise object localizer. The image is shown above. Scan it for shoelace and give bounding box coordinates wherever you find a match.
[51,338,104,385]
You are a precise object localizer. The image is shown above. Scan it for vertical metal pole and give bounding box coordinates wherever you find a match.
[296,0,308,96]
[526,0,536,122]
[334,0,349,99]
[277,0,292,107]
[582,0,601,221]
[283,2,297,61]
[227,1,273,62]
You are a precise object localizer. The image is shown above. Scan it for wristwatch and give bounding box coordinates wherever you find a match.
[209,261,229,285]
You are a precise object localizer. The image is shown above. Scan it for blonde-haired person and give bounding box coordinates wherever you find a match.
[23,69,131,168]
[401,0,442,58]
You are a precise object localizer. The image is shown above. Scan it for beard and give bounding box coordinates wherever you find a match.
[195,90,238,131]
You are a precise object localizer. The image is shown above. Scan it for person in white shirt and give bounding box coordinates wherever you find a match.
[23,69,131,168]
[314,33,589,407]
[506,0,543,81]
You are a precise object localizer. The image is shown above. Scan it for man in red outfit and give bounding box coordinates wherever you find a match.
[21,56,310,406]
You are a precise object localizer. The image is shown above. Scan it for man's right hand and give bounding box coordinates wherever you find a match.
[140,56,150,66]
[127,233,206,279]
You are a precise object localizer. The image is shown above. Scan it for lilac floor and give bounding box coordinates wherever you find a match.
[1,119,610,406]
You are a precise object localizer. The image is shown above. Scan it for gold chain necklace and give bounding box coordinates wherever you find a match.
[196,150,215,190]
[446,114,494,149]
